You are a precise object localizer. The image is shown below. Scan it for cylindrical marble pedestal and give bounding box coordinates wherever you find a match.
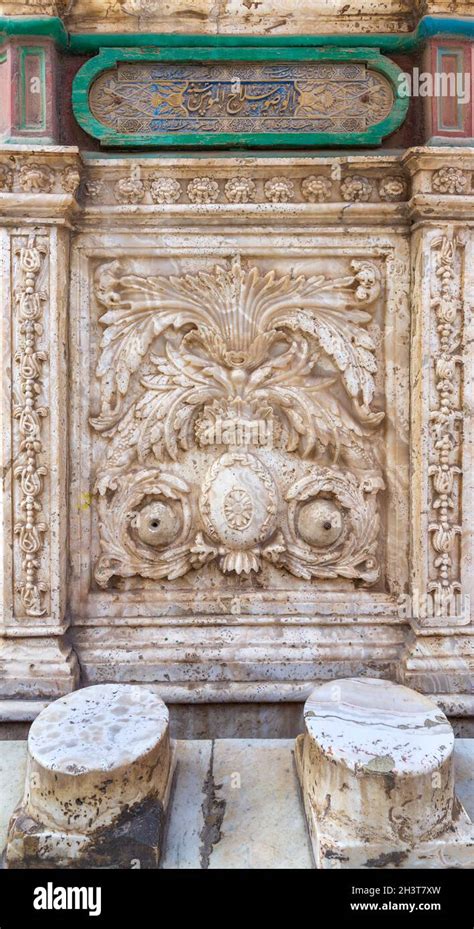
[295,678,473,868]
[5,684,175,868]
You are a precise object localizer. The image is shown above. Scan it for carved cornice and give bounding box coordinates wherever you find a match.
[1,9,474,44]
[0,147,472,229]
[74,149,474,229]
[0,147,82,222]
[403,147,474,223]
[80,158,410,211]
[80,157,398,230]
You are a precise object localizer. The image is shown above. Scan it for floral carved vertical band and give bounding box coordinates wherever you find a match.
[13,235,49,617]
[428,230,466,619]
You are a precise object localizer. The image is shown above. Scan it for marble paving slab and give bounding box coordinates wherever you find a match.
[0,742,27,855]
[1,739,473,869]
[161,740,213,870]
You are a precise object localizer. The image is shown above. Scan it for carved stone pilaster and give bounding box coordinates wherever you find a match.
[12,233,50,619]
[398,149,474,699]
[0,146,81,698]
[411,226,469,625]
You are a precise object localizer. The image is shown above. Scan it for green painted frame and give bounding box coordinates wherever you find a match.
[72,46,409,148]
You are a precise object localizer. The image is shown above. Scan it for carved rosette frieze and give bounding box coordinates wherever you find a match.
[431,167,468,196]
[12,234,49,617]
[427,230,465,616]
[81,166,410,207]
[90,254,386,587]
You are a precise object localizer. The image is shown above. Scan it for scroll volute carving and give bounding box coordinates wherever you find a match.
[89,255,386,587]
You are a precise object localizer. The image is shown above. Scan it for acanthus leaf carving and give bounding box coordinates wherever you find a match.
[94,468,193,586]
[90,254,386,584]
[284,468,384,582]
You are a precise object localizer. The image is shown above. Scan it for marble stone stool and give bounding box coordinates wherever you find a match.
[295,677,474,868]
[4,683,176,868]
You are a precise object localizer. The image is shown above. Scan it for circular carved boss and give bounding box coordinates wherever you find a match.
[131,501,178,547]
[297,498,344,548]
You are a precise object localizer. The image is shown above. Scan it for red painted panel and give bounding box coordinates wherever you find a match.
[429,39,473,140]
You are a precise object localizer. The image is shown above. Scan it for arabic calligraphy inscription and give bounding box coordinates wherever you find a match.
[88,62,394,136]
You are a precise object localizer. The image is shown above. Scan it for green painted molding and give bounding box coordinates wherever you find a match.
[0,15,68,46]
[72,46,409,149]
[0,15,473,53]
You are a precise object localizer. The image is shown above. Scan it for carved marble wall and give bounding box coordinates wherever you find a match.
[0,146,472,719]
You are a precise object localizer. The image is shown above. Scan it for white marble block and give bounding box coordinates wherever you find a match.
[4,684,176,868]
[295,678,474,868]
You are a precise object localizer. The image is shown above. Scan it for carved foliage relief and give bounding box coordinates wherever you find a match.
[428,231,465,612]
[89,256,387,589]
[12,235,49,617]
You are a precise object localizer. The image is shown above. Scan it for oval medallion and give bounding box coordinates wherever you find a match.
[200,453,278,549]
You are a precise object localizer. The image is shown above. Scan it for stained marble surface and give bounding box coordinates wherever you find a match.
[298,679,473,868]
[304,677,455,775]
[5,0,470,36]
[4,685,174,867]
[29,683,169,773]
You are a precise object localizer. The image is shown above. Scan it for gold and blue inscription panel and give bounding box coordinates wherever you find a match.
[89,61,393,135]
[74,48,409,147]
